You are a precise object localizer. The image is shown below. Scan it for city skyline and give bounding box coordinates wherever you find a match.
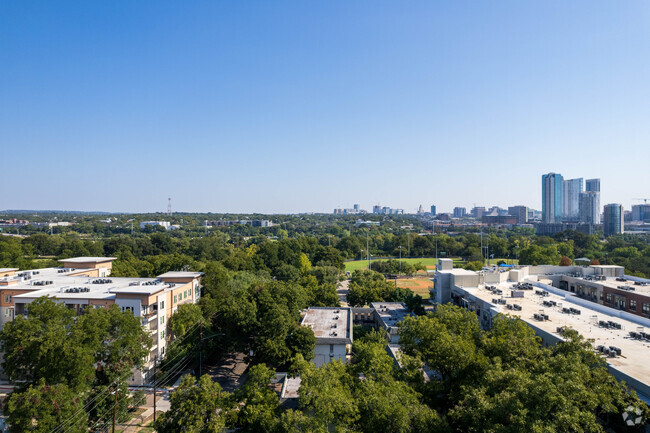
[2,1,650,213]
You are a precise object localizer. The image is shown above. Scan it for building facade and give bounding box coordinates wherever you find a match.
[562,178,583,221]
[507,206,529,224]
[579,191,601,225]
[604,204,624,237]
[542,173,563,223]
[632,204,650,222]
[430,205,436,216]
[301,307,352,367]
[0,257,202,384]
[586,178,600,193]
[453,207,467,218]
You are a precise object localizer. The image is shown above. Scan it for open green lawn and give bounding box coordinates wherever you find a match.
[344,257,459,273]
[344,257,518,272]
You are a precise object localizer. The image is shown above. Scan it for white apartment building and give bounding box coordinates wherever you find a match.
[301,307,352,367]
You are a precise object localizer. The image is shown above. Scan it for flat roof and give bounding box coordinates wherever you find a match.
[11,274,176,300]
[438,268,478,276]
[0,268,19,272]
[456,281,650,397]
[370,302,413,329]
[157,271,203,278]
[301,307,352,344]
[58,257,117,263]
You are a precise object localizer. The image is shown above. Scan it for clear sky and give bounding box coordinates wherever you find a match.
[1,1,649,214]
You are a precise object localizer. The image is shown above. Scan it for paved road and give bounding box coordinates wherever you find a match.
[337,279,349,306]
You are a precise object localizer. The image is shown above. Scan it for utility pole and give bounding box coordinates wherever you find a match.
[199,321,203,376]
[112,379,119,433]
[366,233,369,270]
[398,246,402,274]
[153,360,157,423]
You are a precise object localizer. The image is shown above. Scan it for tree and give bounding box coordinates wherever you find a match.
[463,261,483,271]
[559,255,572,266]
[286,325,317,364]
[170,303,204,337]
[73,304,152,382]
[298,360,360,430]
[234,364,281,433]
[5,380,87,433]
[0,297,95,390]
[155,375,230,433]
[297,252,312,276]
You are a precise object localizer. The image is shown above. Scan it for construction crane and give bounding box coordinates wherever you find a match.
[633,198,650,204]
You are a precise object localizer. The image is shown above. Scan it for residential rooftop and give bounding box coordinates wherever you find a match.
[301,307,352,344]
[455,280,650,400]
[58,257,117,263]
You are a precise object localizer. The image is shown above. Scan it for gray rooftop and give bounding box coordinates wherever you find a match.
[301,307,352,344]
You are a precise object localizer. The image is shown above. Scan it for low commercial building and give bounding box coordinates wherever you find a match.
[0,257,202,384]
[301,307,352,367]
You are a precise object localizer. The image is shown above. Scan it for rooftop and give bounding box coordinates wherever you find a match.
[157,271,203,279]
[370,302,413,329]
[58,257,117,263]
[456,280,650,398]
[301,307,352,344]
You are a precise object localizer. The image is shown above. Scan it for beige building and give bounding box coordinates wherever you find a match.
[0,257,202,384]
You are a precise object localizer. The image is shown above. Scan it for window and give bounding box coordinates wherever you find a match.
[606,294,612,303]
[329,344,334,353]
[122,306,133,313]
[630,300,637,310]
[173,295,177,304]
[4,295,12,303]
[184,290,188,299]
[643,303,650,315]
[160,330,165,339]
[160,301,165,309]
[160,316,165,325]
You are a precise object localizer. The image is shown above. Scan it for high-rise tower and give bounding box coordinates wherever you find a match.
[542,173,563,223]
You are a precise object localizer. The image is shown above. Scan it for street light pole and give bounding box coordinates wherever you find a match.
[366,232,370,269]
[398,246,402,274]
[360,249,364,269]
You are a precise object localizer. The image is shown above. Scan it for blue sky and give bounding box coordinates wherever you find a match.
[1,1,649,213]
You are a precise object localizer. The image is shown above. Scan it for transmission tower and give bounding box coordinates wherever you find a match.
[167,197,172,216]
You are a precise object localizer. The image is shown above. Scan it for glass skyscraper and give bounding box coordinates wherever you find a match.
[603,204,624,237]
[562,178,583,220]
[542,173,563,223]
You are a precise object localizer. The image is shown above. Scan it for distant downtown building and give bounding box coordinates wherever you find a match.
[562,178,583,221]
[453,207,467,218]
[579,192,601,225]
[586,178,600,193]
[631,204,650,222]
[603,204,624,237]
[430,205,436,216]
[507,206,529,224]
[542,173,563,223]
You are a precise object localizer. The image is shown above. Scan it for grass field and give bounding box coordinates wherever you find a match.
[344,257,470,273]
[344,257,441,273]
[395,278,432,299]
[344,257,519,273]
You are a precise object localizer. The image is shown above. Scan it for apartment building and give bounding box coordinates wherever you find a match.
[301,307,352,367]
[0,257,202,384]
[432,262,650,401]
